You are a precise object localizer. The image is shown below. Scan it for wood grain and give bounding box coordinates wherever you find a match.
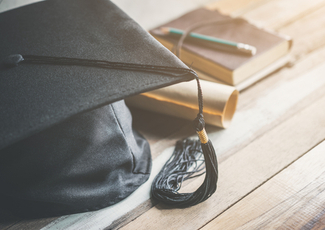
[206,0,270,17]
[241,0,325,29]
[279,5,325,60]
[202,140,325,230]
[0,210,20,230]
[2,218,57,230]
[120,81,325,230]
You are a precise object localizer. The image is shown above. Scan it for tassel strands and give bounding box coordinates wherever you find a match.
[151,75,218,208]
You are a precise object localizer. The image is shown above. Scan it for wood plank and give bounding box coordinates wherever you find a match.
[206,0,270,17]
[202,140,325,230]
[109,200,156,230]
[0,210,20,230]
[3,218,57,230]
[120,79,325,230]
[279,5,325,60]
[241,0,325,30]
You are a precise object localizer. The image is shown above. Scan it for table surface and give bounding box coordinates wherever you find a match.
[2,0,325,229]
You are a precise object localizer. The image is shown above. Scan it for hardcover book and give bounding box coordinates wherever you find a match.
[150,8,292,88]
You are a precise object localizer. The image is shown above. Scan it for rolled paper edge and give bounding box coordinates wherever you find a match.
[125,81,238,128]
[220,89,239,128]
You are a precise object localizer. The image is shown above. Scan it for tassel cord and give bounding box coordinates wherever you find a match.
[3,54,198,78]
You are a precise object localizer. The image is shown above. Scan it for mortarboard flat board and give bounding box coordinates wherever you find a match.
[0,0,196,217]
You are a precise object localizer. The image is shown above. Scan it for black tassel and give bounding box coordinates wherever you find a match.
[151,75,218,208]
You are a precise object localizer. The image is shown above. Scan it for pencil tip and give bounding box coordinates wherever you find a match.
[160,27,169,34]
[237,43,257,56]
[251,47,257,55]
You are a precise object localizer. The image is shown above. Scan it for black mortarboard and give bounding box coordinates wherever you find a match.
[0,0,218,218]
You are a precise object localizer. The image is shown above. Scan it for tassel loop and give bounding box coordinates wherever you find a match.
[193,113,205,132]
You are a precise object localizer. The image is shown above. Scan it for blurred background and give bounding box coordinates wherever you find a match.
[0,0,216,29]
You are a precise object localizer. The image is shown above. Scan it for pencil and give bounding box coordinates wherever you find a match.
[161,27,257,56]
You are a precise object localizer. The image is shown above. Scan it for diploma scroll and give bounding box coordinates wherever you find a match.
[126,80,238,128]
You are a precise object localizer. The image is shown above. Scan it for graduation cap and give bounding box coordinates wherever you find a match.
[0,0,218,217]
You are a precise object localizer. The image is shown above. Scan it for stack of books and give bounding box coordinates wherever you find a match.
[150,7,292,91]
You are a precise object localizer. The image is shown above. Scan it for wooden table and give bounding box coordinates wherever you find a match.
[2,0,325,229]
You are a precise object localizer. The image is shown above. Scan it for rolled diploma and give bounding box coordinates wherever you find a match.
[125,79,238,128]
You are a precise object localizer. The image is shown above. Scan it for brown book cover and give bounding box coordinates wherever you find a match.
[150,8,292,85]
